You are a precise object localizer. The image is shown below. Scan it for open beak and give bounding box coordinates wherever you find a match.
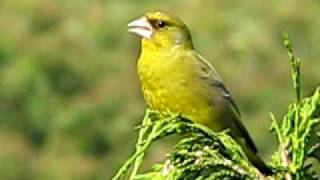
[127,16,153,39]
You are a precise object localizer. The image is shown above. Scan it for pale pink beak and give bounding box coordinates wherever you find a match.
[127,16,153,39]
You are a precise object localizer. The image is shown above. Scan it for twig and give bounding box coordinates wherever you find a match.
[280,144,292,180]
[129,110,151,180]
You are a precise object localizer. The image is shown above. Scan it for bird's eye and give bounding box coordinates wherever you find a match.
[154,20,167,29]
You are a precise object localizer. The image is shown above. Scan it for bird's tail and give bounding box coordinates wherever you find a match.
[244,147,273,175]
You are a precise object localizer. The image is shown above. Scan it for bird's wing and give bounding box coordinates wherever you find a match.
[214,81,242,117]
[195,53,241,116]
[195,53,258,153]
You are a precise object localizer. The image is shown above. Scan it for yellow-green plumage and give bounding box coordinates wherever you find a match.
[139,47,226,129]
[129,11,272,175]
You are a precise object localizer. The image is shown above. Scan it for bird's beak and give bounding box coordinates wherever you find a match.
[127,16,153,39]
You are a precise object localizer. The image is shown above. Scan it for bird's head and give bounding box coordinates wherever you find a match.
[128,11,193,50]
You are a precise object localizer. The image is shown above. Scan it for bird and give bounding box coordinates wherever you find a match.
[127,11,272,175]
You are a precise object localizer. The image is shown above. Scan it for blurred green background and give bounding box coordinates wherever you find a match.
[0,0,319,179]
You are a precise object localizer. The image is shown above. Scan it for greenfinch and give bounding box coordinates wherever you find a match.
[128,11,272,175]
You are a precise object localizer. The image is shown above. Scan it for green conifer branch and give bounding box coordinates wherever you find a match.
[269,34,319,180]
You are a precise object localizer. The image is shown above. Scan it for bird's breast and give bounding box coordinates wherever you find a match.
[137,53,225,130]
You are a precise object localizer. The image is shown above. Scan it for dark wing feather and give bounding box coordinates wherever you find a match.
[214,81,241,117]
[215,79,258,153]
[196,53,257,153]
